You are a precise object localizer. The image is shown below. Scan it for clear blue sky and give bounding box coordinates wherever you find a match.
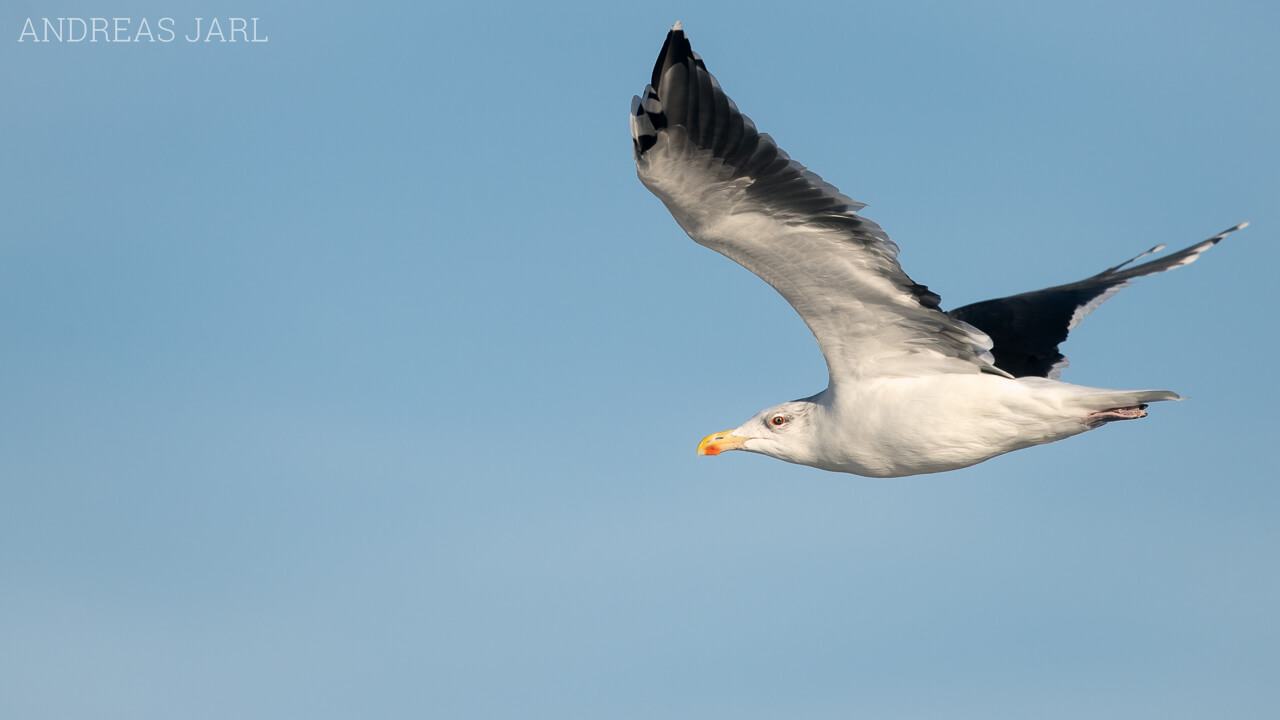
[2,1,1277,718]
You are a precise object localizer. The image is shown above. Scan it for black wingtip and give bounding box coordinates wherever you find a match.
[1220,220,1249,237]
[1204,221,1249,247]
[651,22,696,89]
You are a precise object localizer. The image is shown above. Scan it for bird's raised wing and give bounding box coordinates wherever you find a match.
[631,24,1005,384]
[948,222,1247,379]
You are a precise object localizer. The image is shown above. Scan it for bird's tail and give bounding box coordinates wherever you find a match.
[1073,387,1182,428]
[1103,388,1180,404]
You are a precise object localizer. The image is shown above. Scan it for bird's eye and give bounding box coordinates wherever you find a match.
[770,415,787,427]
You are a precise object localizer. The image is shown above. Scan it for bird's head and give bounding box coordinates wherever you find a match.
[697,399,821,465]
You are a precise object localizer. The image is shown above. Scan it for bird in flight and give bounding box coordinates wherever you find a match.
[630,22,1246,477]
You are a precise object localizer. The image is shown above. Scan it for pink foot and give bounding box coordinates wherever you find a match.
[1084,404,1149,429]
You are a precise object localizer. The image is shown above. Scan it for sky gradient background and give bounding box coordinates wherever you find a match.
[3,1,1278,718]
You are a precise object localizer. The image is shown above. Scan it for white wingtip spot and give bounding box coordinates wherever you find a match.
[672,20,683,31]
[1129,243,1166,265]
[1211,221,1250,241]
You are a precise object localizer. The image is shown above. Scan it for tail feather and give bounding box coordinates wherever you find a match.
[1074,388,1181,428]
[1087,388,1181,407]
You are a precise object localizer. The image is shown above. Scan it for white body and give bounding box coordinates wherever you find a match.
[772,377,1169,477]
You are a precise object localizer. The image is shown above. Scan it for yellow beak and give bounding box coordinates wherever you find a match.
[697,430,749,456]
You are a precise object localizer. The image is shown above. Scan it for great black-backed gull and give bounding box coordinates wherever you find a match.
[630,23,1246,477]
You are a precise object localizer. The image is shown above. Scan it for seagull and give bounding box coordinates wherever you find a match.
[630,22,1246,477]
